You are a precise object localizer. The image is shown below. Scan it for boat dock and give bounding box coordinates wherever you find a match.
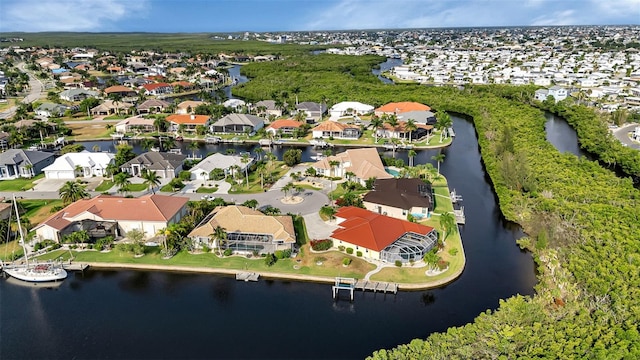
[62,263,89,271]
[236,272,259,282]
[333,277,398,300]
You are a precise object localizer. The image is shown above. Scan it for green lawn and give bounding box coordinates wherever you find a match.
[293,215,308,245]
[0,240,23,261]
[196,186,219,193]
[127,183,148,192]
[0,174,43,191]
[228,162,289,194]
[94,180,114,192]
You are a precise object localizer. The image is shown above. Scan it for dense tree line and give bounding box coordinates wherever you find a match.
[234,54,640,358]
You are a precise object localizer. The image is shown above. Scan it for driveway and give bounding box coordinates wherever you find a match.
[303,212,338,240]
[32,177,106,192]
[612,123,640,150]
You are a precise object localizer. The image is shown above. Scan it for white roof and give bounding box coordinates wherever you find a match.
[330,101,374,112]
[190,153,253,173]
[223,99,246,108]
[43,151,114,172]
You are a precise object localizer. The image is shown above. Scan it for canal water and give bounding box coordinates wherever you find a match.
[372,57,403,84]
[1,115,537,359]
[544,112,588,157]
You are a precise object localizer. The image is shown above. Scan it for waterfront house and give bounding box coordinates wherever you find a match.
[43,151,115,179]
[254,100,284,118]
[294,102,326,123]
[33,194,189,242]
[375,120,433,141]
[265,119,304,137]
[374,102,431,116]
[137,99,170,114]
[115,116,156,133]
[176,100,204,114]
[363,178,433,220]
[210,113,264,134]
[330,206,438,264]
[328,101,374,120]
[91,99,134,116]
[120,151,186,179]
[223,99,246,112]
[188,205,296,253]
[166,114,211,132]
[312,148,392,185]
[188,153,254,180]
[535,85,568,103]
[310,121,361,140]
[141,82,173,96]
[104,85,137,98]
[0,149,55,180]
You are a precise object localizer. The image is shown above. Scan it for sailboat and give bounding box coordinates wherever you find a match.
[2,195,67,283]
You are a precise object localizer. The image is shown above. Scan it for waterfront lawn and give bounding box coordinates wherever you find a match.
[94,180,114,192]
[293,215,308,245]
[19,199,63,224]
[67,122,115,140]
[0,174,44,191]
[0,240,24,261]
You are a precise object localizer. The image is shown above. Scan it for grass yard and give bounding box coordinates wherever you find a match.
[0,174,44,191]
[126,183,148,192]
[0,240,24,261]
[196,186,218,193]
[67,123,114,140]
[94,180,114,192]
[19,199,63,224]
[229,162,290,194]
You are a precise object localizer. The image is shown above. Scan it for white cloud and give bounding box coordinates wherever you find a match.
[531,10,576,26]
[1,0,149,32]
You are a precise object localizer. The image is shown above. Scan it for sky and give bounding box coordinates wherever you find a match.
[0,0,639,33]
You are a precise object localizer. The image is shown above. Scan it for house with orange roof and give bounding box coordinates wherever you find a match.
[141,82,173,96]
[33,194,189,243]
[166,114,211,132]
[171,81,193,91]
[330,206,438,264]
[104,85,137,98]
[310,120,361,140]
[266,119,304,137]
[374,102,431,116]
[312,148,393,185]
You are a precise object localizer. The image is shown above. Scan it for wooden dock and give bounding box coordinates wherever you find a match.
[236,272,259,282]
[63,263,89,271]
[354,280,398,294]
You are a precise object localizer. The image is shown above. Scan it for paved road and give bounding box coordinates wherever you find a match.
[612,123,640,150]
[0,62,46,120]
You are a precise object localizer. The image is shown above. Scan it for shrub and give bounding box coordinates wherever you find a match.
[356,251,362,257]
[282,249,292,258]
[342,258,352,266]
[437,260,449,270]
[346,247,354,255]
[252,250,259,257]
[310,239,333,251]
[448,248,458,256]
[264,253,277,266]
[202,245,210,253]
[395,260,403,267]
[49,205,64,214]
[178,170,191,181]
[223,248,233,256]
[338,245,345,251]
[274,250,285,259]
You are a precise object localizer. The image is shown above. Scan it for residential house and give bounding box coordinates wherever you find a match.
[115,116,156,133]
[43,151,115,179]
[141,82,173,96]
[312,148,393,185]
[35,103,70,118]
[223,99,246,112]
[254,100,283,118]
[121,151,187,179]
[188,205,296,254]
[294,102,326,123]
[176,100,204,114]
[104,85,137,98]
[166,114,211,132]
[59,88,99,102]
[0,132,9,150]
[33,194,189,242]
[91,100,134,116]
[375,121,433,141]
[171,80,193,91]
[535,85,568,102]
[189,153,254,180]
[265,119,304,137]
[397,110,437,125]
[210,113,264,134]
[363,178,433,220]
[0,202,12,220]
[329,206,438,264]
[137,99,170,114]
[374,102,431,116]
[310,121,361,140]
[328,101,374,120]
[0,149,55,180]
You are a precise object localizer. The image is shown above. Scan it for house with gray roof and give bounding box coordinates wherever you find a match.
[136,99,170,114]
[0,149,55,180]
[210,113,264,134]
[189,153,254,180]
[120,152,187,179]
[363,178,433,220]
[254,100,284,118]
[35,103,71,118]
[397,110,437,125]
[59,88,99,102]
[294,101,327,123]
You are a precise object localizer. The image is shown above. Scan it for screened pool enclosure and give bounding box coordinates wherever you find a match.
[380,230,439,263]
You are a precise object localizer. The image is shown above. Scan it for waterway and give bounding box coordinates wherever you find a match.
[372,57,403,84]
[544,112,588,157]
[0,115,537,359]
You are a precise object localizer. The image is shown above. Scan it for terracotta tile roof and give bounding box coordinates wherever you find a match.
[166,114,210,125]
[331,207,434,251]
[188,206,296,244]
[311,121,359,132]
[314,148,392,181]
[266,119,304,130]
[375,102,431,114]
[35,194,189,231]
[142,82,172,91]
[171,81,192,87]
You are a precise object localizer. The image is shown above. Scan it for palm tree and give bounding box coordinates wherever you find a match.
[282,182,294,200]
[154,117,168,134]
[188,141,199,158]
[408,149,417,168]
[439,212,457,242]
[211,225,227,255]
[105,163,119,181]
[432,152,445,175]
[257,163,267,189]
[435,110,452,142]
[241,153,250,188]
[370,115,383,143]
[113,172,132,195]
[254,147,265,161]
[59,181,89,205]
[141,169,161,194]
[405,119,417,143]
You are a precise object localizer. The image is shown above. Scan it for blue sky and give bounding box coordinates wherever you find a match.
[1,0,638,33]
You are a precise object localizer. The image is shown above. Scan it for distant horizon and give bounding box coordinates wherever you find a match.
[1,0,638,33]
